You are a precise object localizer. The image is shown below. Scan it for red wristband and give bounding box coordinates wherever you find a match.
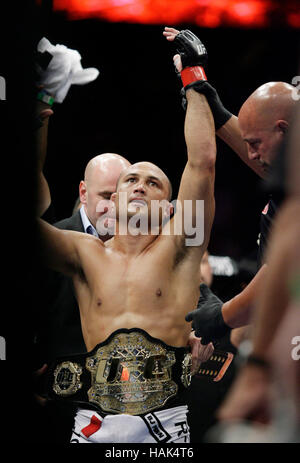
[181,66,207,88]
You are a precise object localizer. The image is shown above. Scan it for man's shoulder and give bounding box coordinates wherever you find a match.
[54,210,84,232]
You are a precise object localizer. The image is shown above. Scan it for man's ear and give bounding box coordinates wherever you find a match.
[110,192,117,203]
[168,201,175,217]
[276,120,289,134]
[164,201,174,219]
[79,180,87,204]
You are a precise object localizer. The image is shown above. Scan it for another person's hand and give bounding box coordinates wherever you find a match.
[188,331,214,374]
[185,283,231,344]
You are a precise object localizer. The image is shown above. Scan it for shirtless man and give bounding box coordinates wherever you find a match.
[38,32,216,443]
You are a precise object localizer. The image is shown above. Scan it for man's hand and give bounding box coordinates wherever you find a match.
[164,27,207,69]
[188,331,214,374]
[163,27,207,88]
[163,27,232,129]
[185,283,231,344]
[217,363,271,424]
[163,26,180,41]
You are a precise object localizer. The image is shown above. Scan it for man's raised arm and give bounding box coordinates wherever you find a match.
[178,88,216,249]
[37,218,85,277]
[164,28,216,249]
[34,36,100,217]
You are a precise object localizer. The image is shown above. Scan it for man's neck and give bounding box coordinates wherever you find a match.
[108,232,159,256]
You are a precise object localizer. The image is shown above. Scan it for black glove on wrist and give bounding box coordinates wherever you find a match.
[185,283,231,344]
[181,82,232,130]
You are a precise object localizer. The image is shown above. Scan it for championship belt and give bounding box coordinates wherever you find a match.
[44,328,234,415]
[44,328,193,416]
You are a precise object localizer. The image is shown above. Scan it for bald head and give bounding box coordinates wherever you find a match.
[239,82,295,129]
[238,82,296,169]
[80,153,131,233]
[117,161,173,201]
[84,153,131,185]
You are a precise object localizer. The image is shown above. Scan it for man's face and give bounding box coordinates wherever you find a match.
[238,104,286,174]
[114,163,172,228]
[239,125,283,173]
[80,168,125,234]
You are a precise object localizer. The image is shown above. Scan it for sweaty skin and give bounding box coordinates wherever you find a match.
[73,223,201,350]
[39,89,216,352]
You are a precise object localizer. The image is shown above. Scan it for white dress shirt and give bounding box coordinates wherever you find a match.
[79,205,98,237]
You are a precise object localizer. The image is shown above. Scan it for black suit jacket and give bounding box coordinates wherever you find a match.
[36,210,87,364]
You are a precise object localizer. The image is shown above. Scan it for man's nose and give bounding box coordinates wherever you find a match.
[134,183,146,193]
[248,148,260,161]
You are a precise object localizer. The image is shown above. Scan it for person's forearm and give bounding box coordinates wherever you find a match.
[230,325,252,349]
[35,101,52,170]
[222,264,268,328]
[36,173,51,218]
[217,115,266,178]
[35,101,53,216]
[185,89,216,168]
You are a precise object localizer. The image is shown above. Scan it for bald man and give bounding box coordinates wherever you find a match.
[36,153,132,362]
[35,73,216,442]
[216,101,300,430]
[37,41,217,441]
[193,81,297,332]
[217,81,295,178]
[165,28,298,337]
[33,152,132,442]
[238,82,293,172]
[64,153,131,240]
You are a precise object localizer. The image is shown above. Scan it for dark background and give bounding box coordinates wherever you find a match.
[0,0,299,445]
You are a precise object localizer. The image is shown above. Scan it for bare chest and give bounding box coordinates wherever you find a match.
[85,251,174,308]
[74,240,199,349]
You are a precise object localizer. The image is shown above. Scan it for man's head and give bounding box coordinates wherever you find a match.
[79,153,131,233]
[111,162,173,230]
[238,82,296,173]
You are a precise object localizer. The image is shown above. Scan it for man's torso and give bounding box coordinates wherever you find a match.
[73,234,201,350]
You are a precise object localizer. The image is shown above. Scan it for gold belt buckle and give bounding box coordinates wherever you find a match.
[86,331,179,415]
[53,361,82,396]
